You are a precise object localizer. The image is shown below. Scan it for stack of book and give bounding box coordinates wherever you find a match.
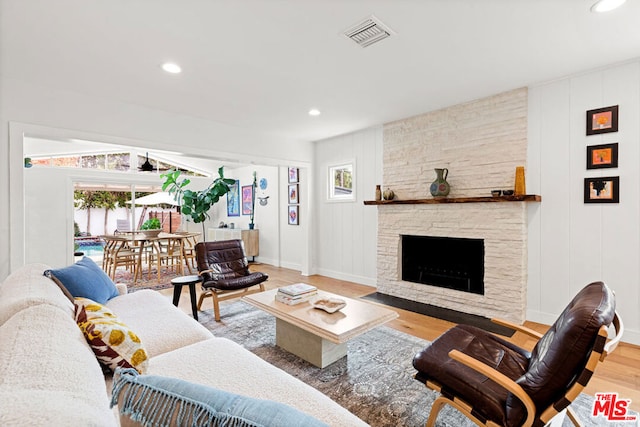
[275,283,318,305]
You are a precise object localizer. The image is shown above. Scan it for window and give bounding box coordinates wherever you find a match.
[328,162,355,201]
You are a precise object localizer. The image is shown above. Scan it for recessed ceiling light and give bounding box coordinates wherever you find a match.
[591,0,626,12]
[161,62,182,74]
[308,109,321,116]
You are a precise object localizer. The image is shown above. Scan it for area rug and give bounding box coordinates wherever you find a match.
[199,301,616,427]
[113,266,180,292]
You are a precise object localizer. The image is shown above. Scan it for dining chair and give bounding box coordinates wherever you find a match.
[181,233,199,270]
[149,236,184,280]
[100,235,138,280]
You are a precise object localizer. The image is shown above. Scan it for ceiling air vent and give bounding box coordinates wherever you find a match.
[343,15,394,48]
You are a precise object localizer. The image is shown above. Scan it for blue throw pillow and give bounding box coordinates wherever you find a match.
[45,257,119,304]
[111,368,328,427]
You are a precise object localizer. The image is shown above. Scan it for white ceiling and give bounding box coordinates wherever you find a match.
[2,0,640,143]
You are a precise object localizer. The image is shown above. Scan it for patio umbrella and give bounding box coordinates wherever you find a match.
[126,192,181,231]
[126,192,180,206]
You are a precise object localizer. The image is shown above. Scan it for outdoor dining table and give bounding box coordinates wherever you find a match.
[102,232,200,283]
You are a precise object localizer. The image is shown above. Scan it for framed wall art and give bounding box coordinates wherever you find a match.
[288,205,299,225]
[586,105,618,135]
[288,184,299,204]
[227,180,240,216]
[241,185,254,215]
[587,143,618,169]
[584,176,619,203]
[288,167,299,183]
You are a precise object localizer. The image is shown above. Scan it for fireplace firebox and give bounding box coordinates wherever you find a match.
[401,235,484,295]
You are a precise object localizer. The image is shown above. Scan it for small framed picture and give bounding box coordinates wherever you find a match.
[288,167,299,183]
[586,105,618,135]
[584,176,619,203]
[226,180,240,217]
[241,185,254,215]
[587,143,618,169]
[288,184,299,204]
[288,205,299,225]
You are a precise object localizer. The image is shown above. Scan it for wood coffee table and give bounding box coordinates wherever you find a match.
[243,288,398,368]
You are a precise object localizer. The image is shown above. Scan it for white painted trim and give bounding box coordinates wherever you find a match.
[280,260,302,272]
[9,122,26,272]
[314,267,377,287]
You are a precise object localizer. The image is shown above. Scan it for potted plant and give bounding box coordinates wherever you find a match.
[140,217,162,237]
[161,166,236,238]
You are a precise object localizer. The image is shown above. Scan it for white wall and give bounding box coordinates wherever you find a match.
[312,126,382,286]
[212,165,281,265]
[279,166,309,272]
[528,59,640,345]
[2,77,312,278]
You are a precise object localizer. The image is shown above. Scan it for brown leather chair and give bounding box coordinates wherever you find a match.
[413,281,623,427]
[195,239,268,321]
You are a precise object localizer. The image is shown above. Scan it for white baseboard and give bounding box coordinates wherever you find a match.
[313,268,377,287]
[279,261,302,271]
[252,256,277,266]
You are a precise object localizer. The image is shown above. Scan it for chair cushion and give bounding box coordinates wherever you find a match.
[203,272,268,291]
[111,368,329,427]
[75,297,149,374]
[413,324,530,426]
[45,256,119,304]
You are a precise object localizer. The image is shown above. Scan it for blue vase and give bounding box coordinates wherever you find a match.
[430,168,450,197]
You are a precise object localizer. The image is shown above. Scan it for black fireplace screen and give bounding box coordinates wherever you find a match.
[401,235,484,295]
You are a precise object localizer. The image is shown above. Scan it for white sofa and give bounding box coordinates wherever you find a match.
[0,264,368,426]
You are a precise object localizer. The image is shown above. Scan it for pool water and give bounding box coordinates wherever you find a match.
[76,243,104,257]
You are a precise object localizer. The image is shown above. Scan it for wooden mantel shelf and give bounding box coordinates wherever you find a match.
[363,194,541,205]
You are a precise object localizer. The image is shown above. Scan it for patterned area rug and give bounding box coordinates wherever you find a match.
[113,267,181,292]
[199,301,614,427]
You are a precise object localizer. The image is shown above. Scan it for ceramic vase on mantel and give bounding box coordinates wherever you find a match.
[430,168,450,197]
[514,166,526,196]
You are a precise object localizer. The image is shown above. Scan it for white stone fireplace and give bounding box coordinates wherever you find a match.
[376,88,530,323]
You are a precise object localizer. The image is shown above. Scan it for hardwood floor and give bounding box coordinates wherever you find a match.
[162,263,640,412]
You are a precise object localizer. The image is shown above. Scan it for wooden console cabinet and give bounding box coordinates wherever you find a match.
[207,228,259,257]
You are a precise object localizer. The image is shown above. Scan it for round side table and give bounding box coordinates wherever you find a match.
[171,275,203,321]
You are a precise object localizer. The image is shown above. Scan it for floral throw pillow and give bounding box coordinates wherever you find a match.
[74,297,148,374]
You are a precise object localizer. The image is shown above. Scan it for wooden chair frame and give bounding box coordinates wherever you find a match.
[100,235,137,280]
[196,268,265,322]
[419,313,624,427]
